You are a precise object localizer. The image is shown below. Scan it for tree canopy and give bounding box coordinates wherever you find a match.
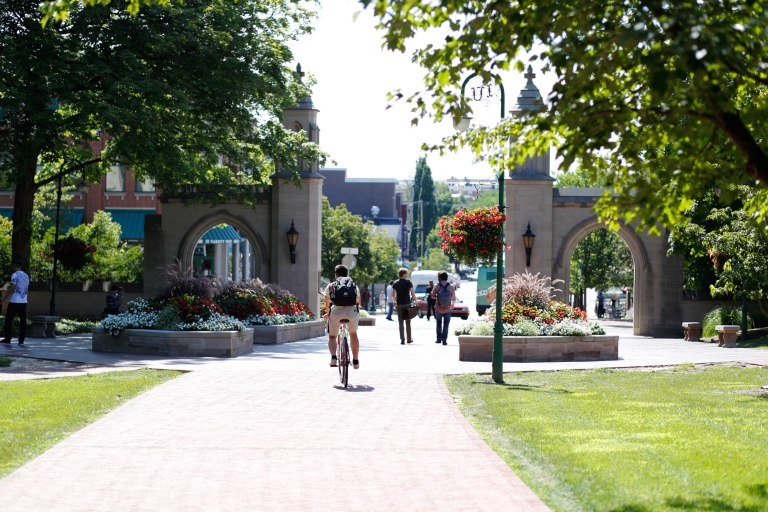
[361,0,768,233]
[0,0,323,268]
[321,197,401,284]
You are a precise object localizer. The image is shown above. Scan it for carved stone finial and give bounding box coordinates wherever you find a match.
[295,63,305,84]
[524,65,535,83]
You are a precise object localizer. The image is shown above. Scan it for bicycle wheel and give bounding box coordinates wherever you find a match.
[338,332,350,388]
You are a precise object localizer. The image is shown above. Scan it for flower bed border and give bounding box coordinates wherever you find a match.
[458,334,619,362]
[248,319,325,345]
[92,327,254,357]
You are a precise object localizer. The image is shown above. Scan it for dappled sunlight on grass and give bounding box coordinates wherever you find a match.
[445,366,768,511]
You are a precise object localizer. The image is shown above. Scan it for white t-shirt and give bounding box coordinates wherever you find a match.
[10,270,29,304]
[386,284,393,304]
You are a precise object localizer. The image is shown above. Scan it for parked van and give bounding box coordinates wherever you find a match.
[409,270,440,294]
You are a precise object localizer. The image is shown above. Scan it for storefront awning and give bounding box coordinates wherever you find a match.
[105,209,155,241]
[199,225,242,244]
[0,208,83,227]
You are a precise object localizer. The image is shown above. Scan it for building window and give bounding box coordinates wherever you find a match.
[135,174,155,193]
[106,165,126,192]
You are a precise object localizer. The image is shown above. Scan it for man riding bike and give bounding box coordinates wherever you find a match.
[323,264,361,369]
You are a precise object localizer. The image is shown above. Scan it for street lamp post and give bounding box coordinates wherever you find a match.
[456,72,506,384]
[50,168,90,316]
[49,174,63,316]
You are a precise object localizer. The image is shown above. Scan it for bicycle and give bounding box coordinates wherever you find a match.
[336,319,351,388]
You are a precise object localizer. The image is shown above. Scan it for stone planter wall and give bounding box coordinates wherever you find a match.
[248,319,325,345]
[459,335,619,363]
[358,317,376,326]
[92,327,253,357]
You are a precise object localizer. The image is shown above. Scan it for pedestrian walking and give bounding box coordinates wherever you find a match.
[392,268,417,344]
[430,271,455,345]
[360,284,371,311]
[597,291,605,319]
[386,280,395,321]
[1,261,29,345]
[425,280,436,321]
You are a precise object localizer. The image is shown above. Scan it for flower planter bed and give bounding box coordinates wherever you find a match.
[458,334,619,362]
[92,326,254,357]
[248,319,325,345]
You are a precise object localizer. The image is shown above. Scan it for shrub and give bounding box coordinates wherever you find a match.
[499,271,562,310]
[154,306,182,331]
[55,318,100,334]
[508,318,538,336]
[156,261,214,300]
[702,306,754,337]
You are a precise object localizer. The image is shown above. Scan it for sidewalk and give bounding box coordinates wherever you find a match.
[1,317,766,510]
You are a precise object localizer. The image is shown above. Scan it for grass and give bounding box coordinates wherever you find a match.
[445,365,768,511]
[739,337,768,350]
[54,318,101,334]
[0,369,179,477]
[0,356,10,367]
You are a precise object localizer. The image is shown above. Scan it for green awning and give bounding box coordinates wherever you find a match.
[200,225,242,244]
[105,209,155,240]
[0,208,83,227]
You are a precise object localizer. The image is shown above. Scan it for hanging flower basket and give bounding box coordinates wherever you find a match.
[54,236,96,270]
[707,249,725,268]
[437,207,508,267]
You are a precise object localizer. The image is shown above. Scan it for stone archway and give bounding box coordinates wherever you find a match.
[177,210,270,280]
[552,216,652,336]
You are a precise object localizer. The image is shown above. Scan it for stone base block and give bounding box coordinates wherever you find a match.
[358,318,376,326]
[28,315,61,338]
[92,327,253,357]
[715,325,740,348]
[682,322,702,342]
[248,320,326,345]
[458,335,619,363]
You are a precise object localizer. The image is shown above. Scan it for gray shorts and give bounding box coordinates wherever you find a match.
[329,306,359,335]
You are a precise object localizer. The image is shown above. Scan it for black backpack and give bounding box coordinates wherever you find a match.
[330,277,357,306]
[436,282,452,308]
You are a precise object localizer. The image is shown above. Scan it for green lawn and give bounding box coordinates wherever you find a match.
[445,365,768,511]
[740,337,768,350]
[0,369,179,477]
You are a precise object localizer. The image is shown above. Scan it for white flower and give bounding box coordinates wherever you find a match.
[177,313,245,332]
[245,312,313,325]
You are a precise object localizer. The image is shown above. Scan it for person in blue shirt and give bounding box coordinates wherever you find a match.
[2,261,30,345]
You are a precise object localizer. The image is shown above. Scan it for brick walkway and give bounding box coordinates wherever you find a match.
[2,292,767,509]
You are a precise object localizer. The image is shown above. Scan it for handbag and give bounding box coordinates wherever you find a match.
[406,302,420,320]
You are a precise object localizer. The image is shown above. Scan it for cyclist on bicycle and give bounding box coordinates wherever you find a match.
[323,264,360,369]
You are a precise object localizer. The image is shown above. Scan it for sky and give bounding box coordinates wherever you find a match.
[289,0,560,183]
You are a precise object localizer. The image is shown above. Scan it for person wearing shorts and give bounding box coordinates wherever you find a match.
[323,264,361,369]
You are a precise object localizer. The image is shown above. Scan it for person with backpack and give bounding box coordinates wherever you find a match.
[430,271,456,345]
[323,264,361,369]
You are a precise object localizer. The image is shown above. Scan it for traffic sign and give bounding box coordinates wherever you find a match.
[341,247,359,255]
[341,254,357,269]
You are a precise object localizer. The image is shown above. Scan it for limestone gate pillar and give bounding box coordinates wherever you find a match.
[272,67,324,316]
[504,67,555,280]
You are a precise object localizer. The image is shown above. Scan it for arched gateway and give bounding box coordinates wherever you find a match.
[503,71,683,337]
[142,84,324,315]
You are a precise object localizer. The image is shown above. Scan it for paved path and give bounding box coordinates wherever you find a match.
[2,306,767,510]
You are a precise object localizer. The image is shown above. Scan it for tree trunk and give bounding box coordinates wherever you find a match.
[12,156,38,272]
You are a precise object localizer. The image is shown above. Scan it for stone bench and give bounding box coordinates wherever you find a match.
[28,315,61,338]
[715,324,740,348]
[682,322,702,342]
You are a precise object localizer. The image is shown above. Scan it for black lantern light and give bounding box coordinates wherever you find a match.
[522,222,535,267]
[286,220,299,264]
